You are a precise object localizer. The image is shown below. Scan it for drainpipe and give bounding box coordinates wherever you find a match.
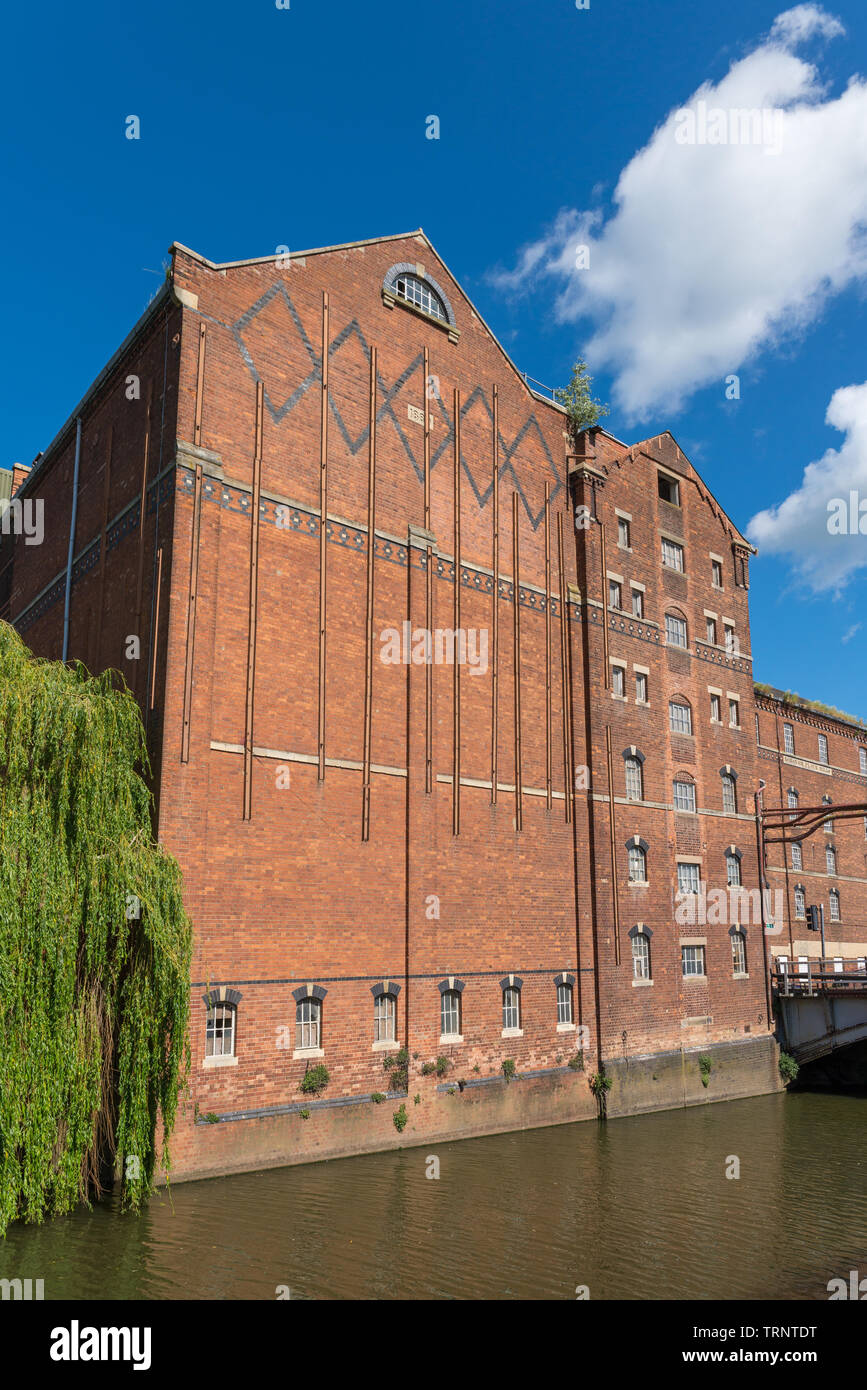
[754,779,773,1032]
[62,417,82,663]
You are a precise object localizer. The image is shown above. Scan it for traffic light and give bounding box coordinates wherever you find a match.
[806,905,820,932]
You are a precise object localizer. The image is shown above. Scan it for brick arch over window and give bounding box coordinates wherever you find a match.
[627,924,653,939]
[719,764,739,781]
[292,984,328,1003]
[370,981,402,999]
[673,770,695,783]
[666,605,688,622]
[625,835,649,853]
[554,971,576,987]
[437,977,466,995]
[621,745,646,764]
[202,986,242,1009]
[383,262,457,328]
[498,974,524,991]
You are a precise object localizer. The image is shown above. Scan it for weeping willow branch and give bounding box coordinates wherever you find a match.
[0,621,192,1236]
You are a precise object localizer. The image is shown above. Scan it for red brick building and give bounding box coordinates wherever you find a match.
[3,230,865,1179]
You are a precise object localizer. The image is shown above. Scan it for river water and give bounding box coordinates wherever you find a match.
[2,1090,865,1300]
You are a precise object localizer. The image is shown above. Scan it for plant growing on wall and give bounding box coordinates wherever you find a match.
[699,1055,713,1088]
[382,1046,409,1093]
[502,1059,517,1083]
[554,360,609,441]
[393,1103,408,1133]
[779,1051,799,1084]
[0,622,192,1238]
[299,1064,329,1096]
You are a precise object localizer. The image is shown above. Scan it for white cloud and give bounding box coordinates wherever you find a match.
[494,6,867,421]
[747,380,867,594]
[841,623,861,643]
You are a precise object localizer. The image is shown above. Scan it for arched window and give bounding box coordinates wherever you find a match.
[720,768,738,815]
[627,837,648,883]
[438,979,465,1039]
[826,845,837,875]
[556,976,574,1026]
[205,1001,237,1058]
[726,848,742,888]
[731,930,748,976]
[296,997,322,1050]
[631,930,652,980]
[669,697,693,735]
[203,988,242,1061]
[374,993,397,1043]
[791,842,802,871]
[501,977,522,1033]
[624,755,644,801]
[823,795,834,833]
[673,775,696,813]
[794,885,805,919]
[395,272,447,320]
[787,787,799,813]
[829,889,841,922]
[665,611,688,648]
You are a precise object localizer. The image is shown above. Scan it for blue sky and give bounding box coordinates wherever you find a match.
[3,0,866,718]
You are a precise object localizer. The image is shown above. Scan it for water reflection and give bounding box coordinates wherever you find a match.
[1,1091,864,1300]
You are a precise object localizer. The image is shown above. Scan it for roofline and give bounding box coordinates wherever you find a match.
[618,430,756,553]
[170,228,570,416]
[754,683,867,736]
[169,229,426,272]
[19,281,176,496]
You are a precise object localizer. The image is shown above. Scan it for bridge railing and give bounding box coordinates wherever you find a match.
[772,955,867,997]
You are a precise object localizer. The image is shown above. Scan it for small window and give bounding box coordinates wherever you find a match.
[374,993,397,1044]
[394,273,447,321]
[783,723,794,755]
[625,756,643,802]
[632,933,651,980]
[502,986,521,1032]
[635,672,648,703]
[556,982,573,1026]
[608,579,622,610]
[665,613,687,647]
[860,747,867,776]
[721,773,737,814]
[681,944,706,978]
[677,862,700,895]
[673,779,696,813]
[818,733,829,765]
[617,517,631,549]
[724,624,737,655]
[705,617,717,644]
[628,845,647,883]
[826,845,837,875]
[755,713,760,744]
[787,787,799,810]
[731,932,747,976]
[726,852,742,888]
[794,886,805,919]
[205,1003,236,1058]
[611,664,626,697]
[658,473,680,506]
[728,698,740,728]
[441,989,461,1038]
[711,559,723,589]
[661,538,684,571]
[631,587,644,618]
[710,692,722,723]
[791,842,803,871]
[669,700,692,735]
[296,997,321,1051]
[829,889,840,923]
[823,797,833,833]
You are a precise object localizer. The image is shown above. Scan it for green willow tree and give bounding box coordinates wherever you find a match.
[0,621,192,1237]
